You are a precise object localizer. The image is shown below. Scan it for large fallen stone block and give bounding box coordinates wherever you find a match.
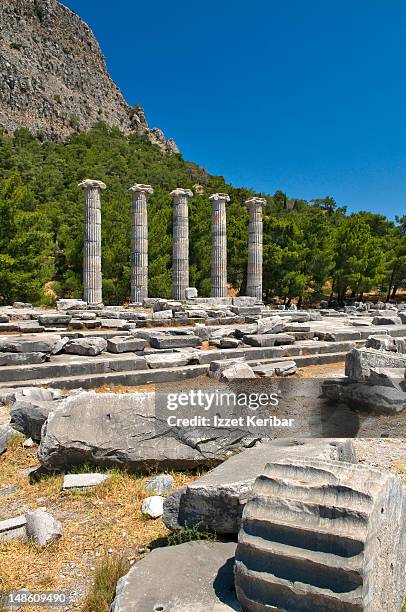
[38,314,72,326]
[68,311,97,320]
[0,335,68,355]
[10,399,60,441]
[234,458,406,612]
[152,309,173,320]
[231,305,262,315]
[345,347,406,381]
[111,541,238,612]
[185,309,208,318]
[100,318,126,328]
[96,309,125,319]
[243,334,277,347]
[0,352,47,366]
[208,358,245,378]
[17,321,45,333]
[163,439,356,534]
[209,327,236,340]
[220,362,256,381]
[106,336,146,353]
[234,324,258,338]
[365,335,397,351]
[149,334,201,349]
[372,315,402,325]
[244,333,295,347]
[38,391,262,472]
[364,332,405,351]
[145,351,198,369]
[285,323,311,332]
[56,299,87,311]
[153,299,183,312]
[253,360,297,376]
[256,315,286,334]
[352,382,405,412]
[64,337,107,356]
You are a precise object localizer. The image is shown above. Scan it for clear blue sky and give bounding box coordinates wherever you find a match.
[63,0,406,219]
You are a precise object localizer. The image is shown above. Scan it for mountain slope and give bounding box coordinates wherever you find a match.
[0,0,178,152]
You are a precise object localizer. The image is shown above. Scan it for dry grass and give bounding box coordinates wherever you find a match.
[0,438,198,611]
[95,383,156,394]
[81,554,129,612]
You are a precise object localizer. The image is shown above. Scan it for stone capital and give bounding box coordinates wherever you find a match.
[128,183,154,195]
[170,188,193,198]
[244,197,267,206]
[209,193,230,203]
[78,179,106,190]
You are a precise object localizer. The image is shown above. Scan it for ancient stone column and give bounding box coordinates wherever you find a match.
[245,197,266,301]
[79,179,106,306]
[171,188,193,300]
[210,193,230,297]
[129,184,154,303]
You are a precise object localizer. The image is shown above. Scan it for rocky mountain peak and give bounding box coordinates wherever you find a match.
[0,0,179,153]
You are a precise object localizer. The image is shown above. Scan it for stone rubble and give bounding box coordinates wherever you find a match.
[145,474,174,495]
[62,473,110,490]
[141,495,164,519]
[25,510,63,547]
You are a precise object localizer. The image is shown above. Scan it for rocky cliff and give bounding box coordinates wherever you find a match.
[0,0,179,153]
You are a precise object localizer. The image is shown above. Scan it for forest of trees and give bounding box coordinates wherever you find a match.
[0,123,405,307]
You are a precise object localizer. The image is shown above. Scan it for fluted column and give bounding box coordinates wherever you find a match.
[79,179,106,306]
[245,197,266,300]
[210,193,230,297]
[129,184,153,303]
[171,188,193,300]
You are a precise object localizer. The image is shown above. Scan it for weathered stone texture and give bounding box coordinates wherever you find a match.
[38,391,262,471]
[111,541,238,611]
[234,458,406,612]
[163,439,356,534]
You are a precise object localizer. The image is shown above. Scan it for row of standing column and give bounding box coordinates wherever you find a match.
[79,180,266,305]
